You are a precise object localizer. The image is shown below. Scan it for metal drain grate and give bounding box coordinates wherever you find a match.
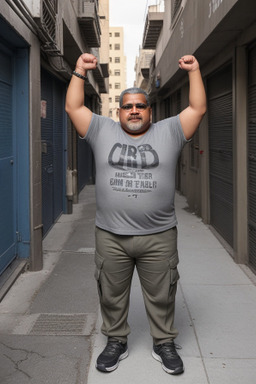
[29,313,89,336]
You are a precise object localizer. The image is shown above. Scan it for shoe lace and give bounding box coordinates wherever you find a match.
[103,342,123,356]
[161,342,181,358]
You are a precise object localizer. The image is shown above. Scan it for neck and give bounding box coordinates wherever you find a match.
[126,132,146,138]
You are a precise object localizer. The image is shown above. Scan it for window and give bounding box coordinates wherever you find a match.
[109,32,112,37]
[115,57,120,63]
[110,57,112,63]
[114,44,120,50]
[115,83,121,89]
[109,110,112,117]
[109,83,112,89]
[115,32,120,37]
[115,95,120,102]
[109,97,112,102]
[114,70,120,76]
[109,44,112,50]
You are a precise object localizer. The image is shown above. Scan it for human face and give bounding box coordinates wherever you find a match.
[119,93,152,136]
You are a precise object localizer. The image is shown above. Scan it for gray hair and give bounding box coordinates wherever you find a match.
[119,87,150,107]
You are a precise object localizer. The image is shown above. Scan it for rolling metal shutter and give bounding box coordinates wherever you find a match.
[41,69,65,236]
[248,44,256,271]
[77,139,94,192]
[0,48,16,274]
[208,64,233,247]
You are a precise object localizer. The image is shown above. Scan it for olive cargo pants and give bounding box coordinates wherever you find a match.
[94,226,180,345]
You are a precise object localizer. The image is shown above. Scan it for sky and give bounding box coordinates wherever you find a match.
[109,0,151,87]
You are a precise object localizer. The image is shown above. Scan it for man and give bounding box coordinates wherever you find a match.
[65,53,206,375]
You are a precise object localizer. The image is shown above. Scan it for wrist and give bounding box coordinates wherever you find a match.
[74,67,87,77]
[188,66,200,74]
[73,69,87,81]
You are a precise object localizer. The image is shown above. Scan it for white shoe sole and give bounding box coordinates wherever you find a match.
[152,350,184,375]
[96,349,129,372]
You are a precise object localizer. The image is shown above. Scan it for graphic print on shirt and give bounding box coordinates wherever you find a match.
[108,142,159,198]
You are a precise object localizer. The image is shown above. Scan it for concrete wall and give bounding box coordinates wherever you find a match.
[146,0,256,268]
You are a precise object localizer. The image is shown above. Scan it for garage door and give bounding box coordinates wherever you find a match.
[248,44,256,271]
[208,64,233,247]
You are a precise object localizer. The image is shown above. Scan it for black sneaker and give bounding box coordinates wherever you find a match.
[152,342,184,375]
[96,340,128,372]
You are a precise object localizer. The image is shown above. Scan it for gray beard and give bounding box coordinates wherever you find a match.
[126,120,143,131]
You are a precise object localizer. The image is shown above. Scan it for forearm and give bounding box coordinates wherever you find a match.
[65,72,86,114]
[179,55,207,139]
[65,54,96,137]
[66,52,97,115]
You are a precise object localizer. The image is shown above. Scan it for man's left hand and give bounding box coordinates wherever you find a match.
[179,55,199,72]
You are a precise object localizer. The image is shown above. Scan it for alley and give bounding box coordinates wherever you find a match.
[1,185,256,383]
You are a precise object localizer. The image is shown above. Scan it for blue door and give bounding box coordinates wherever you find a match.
[0,48,16,274]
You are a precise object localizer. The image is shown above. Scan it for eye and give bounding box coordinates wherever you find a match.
[120,103,148,111]
[136,104,147,110]
[121,104,133,110]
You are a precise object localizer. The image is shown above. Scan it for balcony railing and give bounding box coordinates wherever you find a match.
[78,0,101,48]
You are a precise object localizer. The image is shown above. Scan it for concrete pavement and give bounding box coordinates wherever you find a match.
[1,185,256,383]
[0,186,98,384]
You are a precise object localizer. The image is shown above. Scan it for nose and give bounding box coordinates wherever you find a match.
[131,105,139,113]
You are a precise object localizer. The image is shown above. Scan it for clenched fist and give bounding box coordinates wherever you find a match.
[75,53,98,76]
[178,55,199,72]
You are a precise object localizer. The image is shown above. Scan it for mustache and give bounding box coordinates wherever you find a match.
[128,115,142,120]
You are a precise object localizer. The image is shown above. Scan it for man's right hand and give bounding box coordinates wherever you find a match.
[75,53,98,77]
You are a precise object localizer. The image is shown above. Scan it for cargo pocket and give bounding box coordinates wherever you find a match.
[170,266,180,285]
[169,250,180,298]
[94,252,104,299]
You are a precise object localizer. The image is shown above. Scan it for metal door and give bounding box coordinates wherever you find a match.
[208,64,233,247]
[41,70,65,236]
[248,44,256,271]
[0,48,16,274]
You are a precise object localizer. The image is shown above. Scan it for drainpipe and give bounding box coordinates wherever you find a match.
[72,169,78,204]
[66,168,73,214]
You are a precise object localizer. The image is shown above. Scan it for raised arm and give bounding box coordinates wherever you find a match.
[179,55,207,140]
[65,53,98,137]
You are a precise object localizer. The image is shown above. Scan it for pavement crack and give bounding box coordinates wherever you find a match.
[1,342,46,380]
[3,353,32,379]
[178,282,211,384]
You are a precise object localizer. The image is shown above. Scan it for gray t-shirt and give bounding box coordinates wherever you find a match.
[84,113,188,235]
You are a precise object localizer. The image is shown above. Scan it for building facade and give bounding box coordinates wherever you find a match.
[140,0,256,274]
[99,0,110,117]
[0,0,109,285]
[135,47,155,91]
[107,27,126,121]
